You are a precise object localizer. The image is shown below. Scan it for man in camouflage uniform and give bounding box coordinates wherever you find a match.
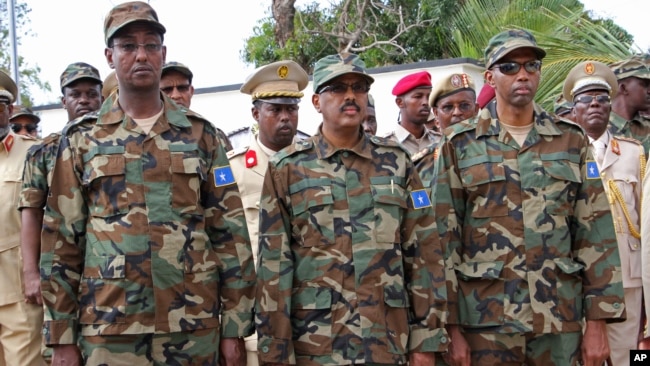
[609,55,650,153]
[0,71,44,365]
[434,29,625,366]
[565,60,644,366]
[19,62,103,308]
[255,53,448,366]
[40,2,255,364]
[228,59,309,366]
[384,71,441,156]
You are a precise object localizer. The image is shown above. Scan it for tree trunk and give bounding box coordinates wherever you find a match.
[272,0,297,48]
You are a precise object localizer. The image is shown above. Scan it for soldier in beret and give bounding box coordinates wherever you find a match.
[384,70,440,156]
[0,70,44,365]
[255,53,448,365]
[429,73,479,132]
[434,29,624,366]
[10,105,40,137]
[609,55,650,153]
[40,2,254,364]
[565,60,644,366]
[160,61,194,109]
[228,59,308,366]
[362,93,377,135]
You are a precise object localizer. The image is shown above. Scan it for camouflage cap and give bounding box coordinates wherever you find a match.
[162,61,193,83]
[240,60,308,104]
[60,62,102,92]
[0,70,17,103]
[429,73,476,107]
[553,94,573,117]
[10,105,40,124]
[104,1,166,46]
[312,53,374,93]
[484,29,546,69]
[609,55,650,81]
[102,71,118,100]
[367,93,376,115]
[563,61,618,102]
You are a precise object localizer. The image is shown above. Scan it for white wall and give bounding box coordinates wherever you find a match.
[34,58,485,138]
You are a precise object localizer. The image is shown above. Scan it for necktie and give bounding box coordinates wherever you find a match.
[592,140,606,166]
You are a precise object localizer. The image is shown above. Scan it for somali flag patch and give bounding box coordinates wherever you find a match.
[586,161,600,180]
[213,166,236,187]
[410,189,432,209]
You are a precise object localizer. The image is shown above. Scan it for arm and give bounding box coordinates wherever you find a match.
[580,319,610,366]
[20,207,43,305]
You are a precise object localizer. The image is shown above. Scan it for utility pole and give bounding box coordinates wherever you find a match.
[7,0,21,103]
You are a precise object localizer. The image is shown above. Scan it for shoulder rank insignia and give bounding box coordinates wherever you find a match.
[410,189,432,209]
[610,139,620,155]
[245,149,257,168]
[2,134,14,152]
[213,166,236,187]
[586,160,600,179]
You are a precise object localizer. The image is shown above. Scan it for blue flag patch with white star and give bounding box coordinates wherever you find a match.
[586,161,600,179]
[213,166,236,187]
[410,189,432,209]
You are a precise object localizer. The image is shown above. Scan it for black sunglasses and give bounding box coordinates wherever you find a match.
[491,60,542,75]
[11,123,37,134]
[573,95,610,104]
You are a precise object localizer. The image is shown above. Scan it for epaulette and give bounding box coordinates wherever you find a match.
[613,135,642,145]
[369,134,400,148]
[445,118,477,140]
[61,111,99,136]
[294,139,313,151]
[272,139,312,163]
[227,145,249,159]
[184,108,208,123]
[382,131,396,139]
[411,144,437,164]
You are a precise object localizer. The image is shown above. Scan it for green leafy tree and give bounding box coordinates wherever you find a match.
[0,2,50,107]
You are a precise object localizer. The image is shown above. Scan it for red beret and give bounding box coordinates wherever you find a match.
[392,71,432,96]
[477,83,495,109]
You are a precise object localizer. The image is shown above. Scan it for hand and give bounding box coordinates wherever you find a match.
[219,337,245,366]
[23,269,42,305]
[580,319,609,366]
[445,325,471,366]
[51,344,82,366]
[409,351,435,366]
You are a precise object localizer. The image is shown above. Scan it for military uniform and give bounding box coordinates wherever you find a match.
[40,91,256,361]
[383,124,440,156]
[255,128,447,365]
[608,111,650,153]
[434,104,626,365]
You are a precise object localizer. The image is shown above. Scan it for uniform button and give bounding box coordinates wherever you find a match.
[440,336,448,343]
[262,346,269,353]
[343,151,349,158]
[634,244,640,249]
[613,302,620,309]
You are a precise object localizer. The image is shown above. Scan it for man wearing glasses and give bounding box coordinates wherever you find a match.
[160,61,194,109]
[40,2,255,364]
[566,60,644,366]
[434,29,624,366]
[10,106,40,137]
[255,53,448,365]
[0,71,44,365]
[429,73,478,133]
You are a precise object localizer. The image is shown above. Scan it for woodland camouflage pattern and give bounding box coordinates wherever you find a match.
[255,128,448,365]
[19,131,64,210]
[40,93,255,346]
[59,62,102,91]
[609,111,650,153]
[433,105,626,333]
[311,53,374,92]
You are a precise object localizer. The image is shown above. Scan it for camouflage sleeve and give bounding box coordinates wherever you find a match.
[571,139,625,321]
[18,141,50,210]
[202,132,255,338]
[400,158,449,353]
[215,127,233,152]
[255,161,296,365]
[40,133,87,345]
[431,135,463,325]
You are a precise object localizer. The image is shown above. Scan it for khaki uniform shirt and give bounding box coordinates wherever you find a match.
[384,123,441,156]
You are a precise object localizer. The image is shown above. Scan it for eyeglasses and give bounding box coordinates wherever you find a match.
[573,95,610,104]
[112,43,163,54]
[491,60,542,75]
[437,102,475,114]
[11,123,37,134]
[161,85,191,94]
[318,82,370,95]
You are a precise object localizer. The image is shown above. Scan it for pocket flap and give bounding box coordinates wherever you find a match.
[553,257,584,275]
[455,261,504,280]
[292,287,331,310]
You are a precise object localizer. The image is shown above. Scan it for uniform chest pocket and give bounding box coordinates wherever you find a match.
[79,254,126,325]
[289,178,335,247]
[371,176,407,243]
[170,150,206,216]
[540,155,581,216]
[458,156,507,218]
[455,261,505,327]
[82,149,128,218]
[1,168,22,207]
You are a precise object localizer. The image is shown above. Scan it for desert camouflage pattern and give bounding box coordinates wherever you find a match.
[311,53,374,92]
[40,93,255,347]
[609,111,650,154]
[255,127,448,365]
[433,104,625,334]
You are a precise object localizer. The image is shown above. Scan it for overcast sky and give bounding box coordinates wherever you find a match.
[15,0,650,106]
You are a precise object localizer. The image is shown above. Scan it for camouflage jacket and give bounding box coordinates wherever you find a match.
[609,111,650,154]
[40,94,255,345]
[433,105,625,334]
[18,132,62,210]
[255,126,448,365]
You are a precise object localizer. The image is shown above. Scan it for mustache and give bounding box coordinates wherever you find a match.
[339,101,360,112]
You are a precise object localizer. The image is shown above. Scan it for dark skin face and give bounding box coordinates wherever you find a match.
[620,77,650,114]
[160,70,194,108]
[61,79,103,121]
[396,87,431,133]
[433,90,479,130]
[485,48,541,109]
[362,108,377,135]
[0,100,13,137]
[253,101,299,152]
[9,115,38,137]
[570,90,611,140]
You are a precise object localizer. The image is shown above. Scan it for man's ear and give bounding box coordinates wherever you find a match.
[312,94,321,113]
